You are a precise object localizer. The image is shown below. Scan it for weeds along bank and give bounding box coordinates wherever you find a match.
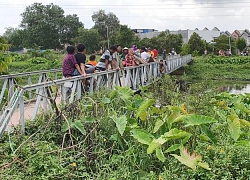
[1,73,250,179]
[186,55,250,81]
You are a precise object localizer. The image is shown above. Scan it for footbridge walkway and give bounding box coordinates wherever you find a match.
[0,54,192,137]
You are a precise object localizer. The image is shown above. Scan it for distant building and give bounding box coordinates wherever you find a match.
[133,29,160,39]
[220,30,231,37]
[169,27,221,43]
[231,29,250,47]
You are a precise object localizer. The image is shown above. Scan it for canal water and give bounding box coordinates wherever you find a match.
[218,84,250,94]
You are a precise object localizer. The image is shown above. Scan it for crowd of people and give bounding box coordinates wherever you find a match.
[62,44,167,81]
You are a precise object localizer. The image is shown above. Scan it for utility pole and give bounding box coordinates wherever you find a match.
[106,25,109,48]
[229,36,231,54]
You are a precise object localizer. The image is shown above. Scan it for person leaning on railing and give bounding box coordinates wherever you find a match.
[124,48,136,67]
[96,46,117,71]
[62,46,85,78]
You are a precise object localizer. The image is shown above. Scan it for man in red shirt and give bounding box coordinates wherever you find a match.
[152,47,158,59]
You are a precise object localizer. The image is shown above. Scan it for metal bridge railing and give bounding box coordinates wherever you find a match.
[0,69,62,109]
[0,54,192,137]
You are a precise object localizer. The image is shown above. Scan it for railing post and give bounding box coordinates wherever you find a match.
[32,88,44,120]
[20,94,25,134]
[8,78,15,102]
[77,79,82,100]
[0,79,8,106]
[27,75,32,99]
[89,77,94,95]
[69,80,77,103]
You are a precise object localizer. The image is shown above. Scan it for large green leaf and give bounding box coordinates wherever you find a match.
[167,106,182,128]
[147,128,191,154]
[117,86,133,103]
[153,119,165,133]
[163,128,192,140]
[239,119,250,128]
[228,115,241,141]
[234,102,250,114]
[201,125,217,144]
[182,114,217,127]
[156,147,166,162]
[136,99,155,121]
[102,97,111,104]
[165,144,180,153]
[74,120,86,135]
[147,140,161,154]
[131,129,153,145]
[61,119,74,132]
[110,115,127,136]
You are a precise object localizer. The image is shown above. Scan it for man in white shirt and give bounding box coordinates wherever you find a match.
[140,47,151,62]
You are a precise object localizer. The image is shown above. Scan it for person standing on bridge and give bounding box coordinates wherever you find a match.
[152,47,158,59]
[162,49,167,60]
[62,46,85,78]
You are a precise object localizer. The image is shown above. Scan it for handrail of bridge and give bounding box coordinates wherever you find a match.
[0,54,192,137]
[0,69,62,108]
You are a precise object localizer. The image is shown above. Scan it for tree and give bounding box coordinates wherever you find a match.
[3,27,25,49]
[0,37,12,74]
[214,35,235,54]
[20,3,83,49]
[115,25,138,48]
[73,28,100,54]
[181,43,191,56]
[236,38,246,52]
[92,10,120,48]
[188,32,204,55]
[138,33,183,54]
[156,33,183,54]
[59,14,84,45]
[139,38,152,48]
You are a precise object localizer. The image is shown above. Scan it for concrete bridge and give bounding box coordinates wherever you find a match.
[0,54,192,137]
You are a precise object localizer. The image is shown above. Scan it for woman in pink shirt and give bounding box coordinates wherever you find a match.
[124,48,136,67]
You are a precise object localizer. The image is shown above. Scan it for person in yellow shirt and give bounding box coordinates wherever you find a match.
[147,47,154,58]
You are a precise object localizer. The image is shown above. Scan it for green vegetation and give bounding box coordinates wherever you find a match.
[1,51,250,179]
[0,37,12,74]
[186,55,250,81]
[8,51,63,73]
[1,71,250,179]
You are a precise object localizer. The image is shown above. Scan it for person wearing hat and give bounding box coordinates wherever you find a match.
[120,47,129,67]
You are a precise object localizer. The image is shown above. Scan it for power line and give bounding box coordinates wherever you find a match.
[1,5,250,10]
[0,1,250,6]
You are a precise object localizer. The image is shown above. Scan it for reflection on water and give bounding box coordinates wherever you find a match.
[218,84,250,94]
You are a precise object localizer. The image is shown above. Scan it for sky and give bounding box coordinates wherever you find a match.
[0,0,250,35]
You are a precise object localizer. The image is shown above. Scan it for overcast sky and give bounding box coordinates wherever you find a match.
[0,0,249,35]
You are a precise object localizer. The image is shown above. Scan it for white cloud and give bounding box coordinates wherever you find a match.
[0,0,249,35]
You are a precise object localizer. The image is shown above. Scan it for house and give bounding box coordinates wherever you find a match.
[169,27,221,43]
[220,30,231,37]
[231,29,250,47]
